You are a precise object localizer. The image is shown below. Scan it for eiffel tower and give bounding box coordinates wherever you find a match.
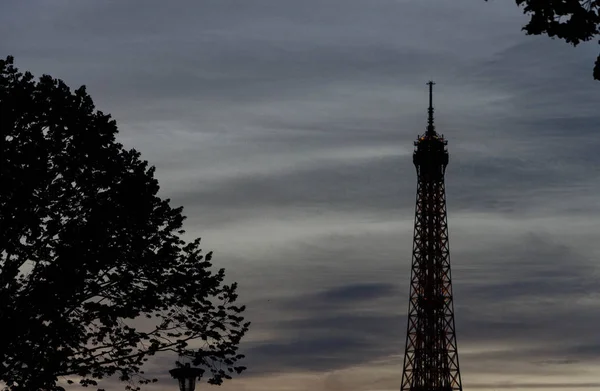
[400,82,463,391]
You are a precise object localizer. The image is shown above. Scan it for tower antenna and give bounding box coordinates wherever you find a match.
[426,80,436,136]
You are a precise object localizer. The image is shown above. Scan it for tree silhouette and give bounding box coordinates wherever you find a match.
[498,0,600,80]
[0,56,250,391]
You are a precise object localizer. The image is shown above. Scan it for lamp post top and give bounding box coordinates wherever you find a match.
[169,363,204,391]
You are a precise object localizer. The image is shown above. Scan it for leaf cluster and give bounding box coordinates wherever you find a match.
[0,56,250,390]
[507,0,600,80]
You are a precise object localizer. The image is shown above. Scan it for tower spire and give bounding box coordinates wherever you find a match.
[427,80,436,136]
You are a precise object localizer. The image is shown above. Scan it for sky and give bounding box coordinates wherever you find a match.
[2,0,600,390]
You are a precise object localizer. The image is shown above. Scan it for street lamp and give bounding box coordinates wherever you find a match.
[169,362,204,391]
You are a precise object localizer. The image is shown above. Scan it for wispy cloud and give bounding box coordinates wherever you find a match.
[2,0,600,390]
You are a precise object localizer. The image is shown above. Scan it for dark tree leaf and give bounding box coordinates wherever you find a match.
[0,56,250,391]
[488,0,600,80]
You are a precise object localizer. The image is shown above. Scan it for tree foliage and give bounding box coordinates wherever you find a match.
[0,56,250,391]
[504,0,600,80]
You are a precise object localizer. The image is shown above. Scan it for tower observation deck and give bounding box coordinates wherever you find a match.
[400,82,463,391]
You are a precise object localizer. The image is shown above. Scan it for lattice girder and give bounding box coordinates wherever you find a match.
[401,85,462,391]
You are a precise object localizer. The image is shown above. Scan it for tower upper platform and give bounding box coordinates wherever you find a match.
[413,81,449,176]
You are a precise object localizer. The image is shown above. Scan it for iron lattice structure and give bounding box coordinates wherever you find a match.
[400,82,463,391]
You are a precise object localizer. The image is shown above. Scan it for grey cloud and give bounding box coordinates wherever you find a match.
[243,283,405,374]
[170,155,414,216]
[467,382,600,389]
[312,282,398,303]
[464,38,599,91]
[453,237,600,352]
[0,0,525,127]
[231,234,600,376]
[165,146,600,233]
[245,334,388,373]
[273,283,403,316]
[246,315,402,375]
[3,0,600,388]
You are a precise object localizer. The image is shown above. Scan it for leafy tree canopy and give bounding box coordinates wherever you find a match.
[502,0,600,80]
[0,56,249,391]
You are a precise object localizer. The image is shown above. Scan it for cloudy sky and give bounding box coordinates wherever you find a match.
[2,0,600,390]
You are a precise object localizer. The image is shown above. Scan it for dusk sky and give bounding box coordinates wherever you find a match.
[2,1,600,390]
